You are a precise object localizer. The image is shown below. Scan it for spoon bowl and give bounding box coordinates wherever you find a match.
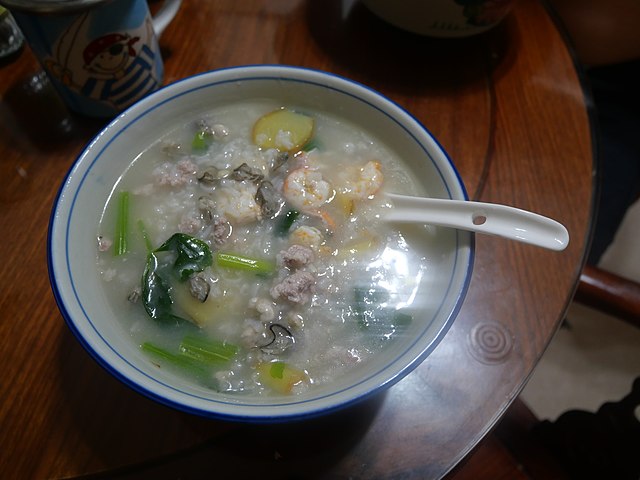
[385,193,569,251]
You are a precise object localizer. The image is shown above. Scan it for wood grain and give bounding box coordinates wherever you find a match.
[0,0,593,478]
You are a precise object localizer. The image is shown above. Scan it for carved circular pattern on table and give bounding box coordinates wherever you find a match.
[467,322,514,364]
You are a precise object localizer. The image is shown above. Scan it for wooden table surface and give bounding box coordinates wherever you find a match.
[0,0,594,478]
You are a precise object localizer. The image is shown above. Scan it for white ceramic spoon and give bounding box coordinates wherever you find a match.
[384,193,569,251]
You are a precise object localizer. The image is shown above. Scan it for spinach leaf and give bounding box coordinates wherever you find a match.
[155,233,213,281]
[140,233,213,324]
[142,253,183,324]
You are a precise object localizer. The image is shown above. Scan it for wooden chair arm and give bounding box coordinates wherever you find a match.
[574,264,640,328]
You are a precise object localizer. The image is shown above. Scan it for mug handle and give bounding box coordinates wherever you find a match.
[152,0,181,37]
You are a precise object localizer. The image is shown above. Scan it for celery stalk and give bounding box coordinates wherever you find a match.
[114,191,129,256]
[141,342,207,376]
[216,252,275,274]
[137,219,154,253]
[179,335,238,364]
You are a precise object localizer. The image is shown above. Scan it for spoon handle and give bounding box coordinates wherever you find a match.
[385,193,569,251]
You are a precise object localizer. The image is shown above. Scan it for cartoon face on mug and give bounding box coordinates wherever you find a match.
[83,33,140,79]
[40,13,161,113]
[9,0,179,116]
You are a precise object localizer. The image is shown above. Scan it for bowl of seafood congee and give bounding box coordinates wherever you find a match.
[48,65,473,421]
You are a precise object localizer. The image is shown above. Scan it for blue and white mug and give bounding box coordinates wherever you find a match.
[2,0,180,117]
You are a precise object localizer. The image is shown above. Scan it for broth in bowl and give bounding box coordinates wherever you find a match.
[97,101,430,397]
[49,65,472,421]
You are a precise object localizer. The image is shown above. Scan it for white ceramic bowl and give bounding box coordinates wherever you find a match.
[48,65,473,422]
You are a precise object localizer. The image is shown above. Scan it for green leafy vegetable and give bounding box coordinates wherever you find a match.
[142,335,238,382]
[141,253,184,324]
[301,138,321,152]
[392,311,413,327]
[275,209,300,237]
[192,130,214,153]
[216,252,275,275]
[140,234,213,324]
[352,286,412,341]
[141,342,207,376]
[354,287,390,306]
[137,220,153,253]
[155,233,213,281]
[114,191,129,256]
[179,335,238,364]
[352,287,389,328]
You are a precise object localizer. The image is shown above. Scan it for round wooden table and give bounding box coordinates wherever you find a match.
[0,0,594,478]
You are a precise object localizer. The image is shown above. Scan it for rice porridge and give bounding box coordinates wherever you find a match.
[96,100,431,397]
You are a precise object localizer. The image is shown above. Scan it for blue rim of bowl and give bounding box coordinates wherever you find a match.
[47,64,475,422]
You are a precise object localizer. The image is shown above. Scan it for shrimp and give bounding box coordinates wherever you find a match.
[283,167,334,212]
[215,182,261,224]
[342,160,383,199]
[289,226,324,250]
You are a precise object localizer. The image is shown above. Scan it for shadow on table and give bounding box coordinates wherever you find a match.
[57,328,384,479]
[298,0,519,96]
